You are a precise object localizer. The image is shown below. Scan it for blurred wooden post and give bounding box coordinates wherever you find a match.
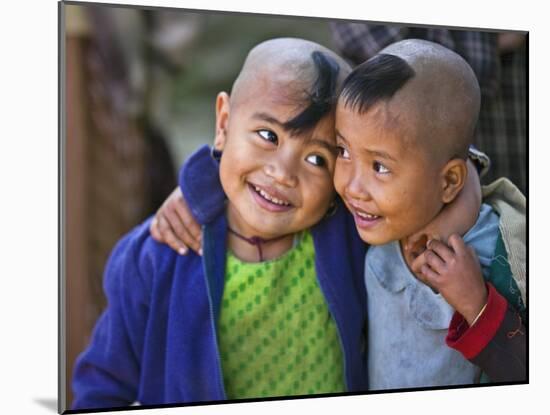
[64,4,153,409]
[64,4,92,409]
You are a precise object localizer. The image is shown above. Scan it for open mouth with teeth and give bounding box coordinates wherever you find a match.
[356,211,380,220]
[351,206,382,229]
[248,183,293,212]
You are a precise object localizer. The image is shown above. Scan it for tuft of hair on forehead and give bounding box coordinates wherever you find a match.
[340,39,481,161]
[283,50,341,134]
[230,38,351,135]
[340,53,415,114]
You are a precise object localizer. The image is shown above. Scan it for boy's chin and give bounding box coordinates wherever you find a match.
[356,229,395,246]
[242,220,294,240]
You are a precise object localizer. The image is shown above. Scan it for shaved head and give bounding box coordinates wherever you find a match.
[230,38,351,133]
[341,39,480,162]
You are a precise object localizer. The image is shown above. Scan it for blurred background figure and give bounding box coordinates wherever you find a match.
[330,22,527,194]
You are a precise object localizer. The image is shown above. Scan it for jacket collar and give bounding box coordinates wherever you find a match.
[180,145,226,225]
[202,214,228,324]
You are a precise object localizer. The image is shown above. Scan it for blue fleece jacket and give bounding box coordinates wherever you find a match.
[71,145,368,410]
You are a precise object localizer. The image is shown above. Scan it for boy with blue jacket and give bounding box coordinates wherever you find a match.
[72,38,369,410]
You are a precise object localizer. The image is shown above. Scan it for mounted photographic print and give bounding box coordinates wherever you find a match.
[59,0,527,413]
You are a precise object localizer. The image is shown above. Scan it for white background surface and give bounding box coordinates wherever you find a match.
[0,0,544,414]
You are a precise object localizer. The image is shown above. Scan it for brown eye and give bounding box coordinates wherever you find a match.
[306,154,327,167]
[336,145,350,159]
[373,161,390,174]
[257,129,278,145]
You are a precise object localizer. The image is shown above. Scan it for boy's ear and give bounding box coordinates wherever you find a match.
[214,92,230,151]
[441,158,468,204]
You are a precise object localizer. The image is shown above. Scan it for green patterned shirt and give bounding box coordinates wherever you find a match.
[217,231,346,399]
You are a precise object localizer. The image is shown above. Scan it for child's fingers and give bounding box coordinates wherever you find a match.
[424,249,446,274]
[173,196,203,248]
[165,231,189,256]
[426,239,454,263]
[157,214,189,255]
[417,264,440,289]
[163,206,201,255]
[411,251,428,274]
[447,233,467,256]
[150,217,163,242]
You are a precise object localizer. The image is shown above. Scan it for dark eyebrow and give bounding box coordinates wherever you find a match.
[251,112,285,127]
[335,129,348,143]
[367,149,397,162]
[335,129,397,162]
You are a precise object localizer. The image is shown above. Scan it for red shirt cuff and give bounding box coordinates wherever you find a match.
[446,283,507,359]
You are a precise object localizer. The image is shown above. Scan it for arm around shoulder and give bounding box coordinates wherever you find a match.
[446,283,526,383]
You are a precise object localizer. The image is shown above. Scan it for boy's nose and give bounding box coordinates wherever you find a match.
[264,160,298,188]
[345,171,371,202]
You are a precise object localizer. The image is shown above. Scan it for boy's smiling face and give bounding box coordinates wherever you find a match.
[333,100,446,246]
[333,41,481,247]
[216,80,337,240]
